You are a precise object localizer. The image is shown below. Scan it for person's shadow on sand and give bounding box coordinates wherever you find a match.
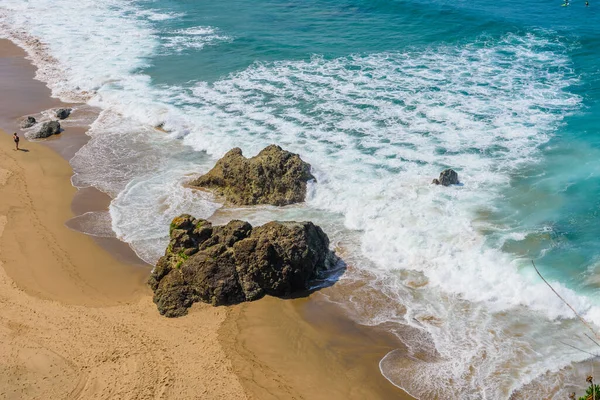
[16,148,29,152]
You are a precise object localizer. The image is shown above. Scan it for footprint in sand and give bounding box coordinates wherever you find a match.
[0,168,11,187]
[0,167,11,237]
[0,215,5,238]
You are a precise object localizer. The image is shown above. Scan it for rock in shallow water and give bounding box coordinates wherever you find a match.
[31,121,61,139]
[149,215,339,317]
[55,108,71,120]
[432,169,459,186]
[20,116,36,129]
[191,145,315,206]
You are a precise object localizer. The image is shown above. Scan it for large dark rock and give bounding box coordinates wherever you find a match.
[149,215,338,317]
[32,121,61,139]
[191,145,315,206]
[20,116,36,129]
[55,108,71,120]
[432,169,459,186]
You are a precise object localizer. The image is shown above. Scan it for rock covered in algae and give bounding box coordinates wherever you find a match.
[191,145,315,206]
[148,214,338,317]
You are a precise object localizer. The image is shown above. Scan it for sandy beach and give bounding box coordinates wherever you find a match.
[0,39,412,399]
[0,39,247,398]
[0,129,248,399]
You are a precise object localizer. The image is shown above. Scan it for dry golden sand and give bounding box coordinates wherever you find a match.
[0,38,413,400]
[0,132,247,399]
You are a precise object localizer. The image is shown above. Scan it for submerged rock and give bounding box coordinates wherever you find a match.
[191,145,315,206]
[32,121,61,139]
[149,214,338,317]
[432,169,459,186]
[20,116,36,129]
[55,108,71,120]
[155,122,167,132]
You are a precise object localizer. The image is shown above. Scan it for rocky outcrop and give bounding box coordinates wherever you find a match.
[55,108,71,120]
[31,121,61,139]
[149,215,338,317]
[432,169,459,186]
[191,145,315,206]
[20,116,36,129]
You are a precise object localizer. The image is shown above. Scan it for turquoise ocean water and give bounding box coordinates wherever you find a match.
[1,0,600,397]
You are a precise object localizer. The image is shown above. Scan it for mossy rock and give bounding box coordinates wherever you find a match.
[191,145,315,206]
[149,214,338,317]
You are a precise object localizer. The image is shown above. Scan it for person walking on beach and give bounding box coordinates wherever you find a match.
[13,132,20,151]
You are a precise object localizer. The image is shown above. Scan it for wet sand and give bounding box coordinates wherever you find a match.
[0,38,413,399]
[223,295,411,399]
[0,39,62,127]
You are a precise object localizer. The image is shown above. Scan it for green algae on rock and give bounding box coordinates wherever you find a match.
[191,145,315,206]
[149,214,338,317]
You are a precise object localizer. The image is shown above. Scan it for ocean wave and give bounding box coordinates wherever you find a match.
[0,0,157,102]
[173,34,591,398]
[161,26,232,53]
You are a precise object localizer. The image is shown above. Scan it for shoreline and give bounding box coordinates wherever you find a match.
[223,295,412,399]
[0,39,150,304]
[0,37,413,399]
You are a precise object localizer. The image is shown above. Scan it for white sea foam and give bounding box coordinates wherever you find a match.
[136,9,185,22]
[177,36,586,319]
[173,35,596,398]
[161,26,232,53]
[0,0,157,102]
[0,0,594,396]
